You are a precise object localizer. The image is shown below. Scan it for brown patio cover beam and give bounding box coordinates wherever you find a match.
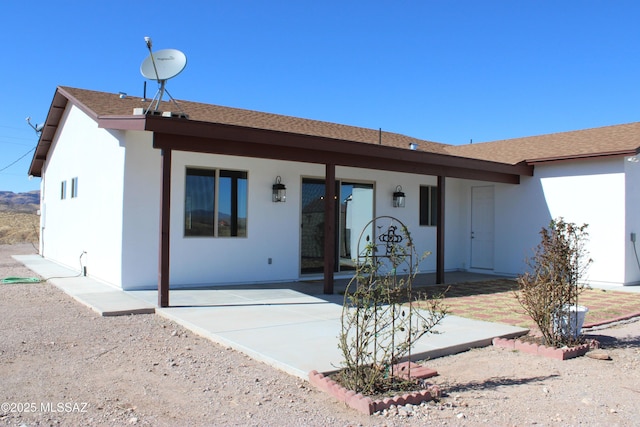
[152,133,529,185]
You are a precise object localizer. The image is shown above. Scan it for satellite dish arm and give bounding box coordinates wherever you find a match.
[144,37,161,84]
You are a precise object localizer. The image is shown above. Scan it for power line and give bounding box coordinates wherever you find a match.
[0,147,35,173]
[0,139,34,147]
[0,134,36,142]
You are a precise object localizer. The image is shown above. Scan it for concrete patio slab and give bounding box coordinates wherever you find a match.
[12,255,155,316]
[14,254,529,379]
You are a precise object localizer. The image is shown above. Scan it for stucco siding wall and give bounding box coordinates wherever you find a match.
[452,158,627,285]
[161,157,448,287]
[537,159,625,285]
[120,131,161,290]
[493,175,552,276]
[168,153,316,286]
[450,179,535,276]
[624,157,640,285]
[467,158,626,284]
[110,146,631,288]
[40,105,125,285]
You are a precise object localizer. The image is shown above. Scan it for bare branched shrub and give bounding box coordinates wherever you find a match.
[337,217,447,395]
[516,218,592,347]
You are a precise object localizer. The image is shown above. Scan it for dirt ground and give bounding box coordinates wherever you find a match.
[1,243,639,426]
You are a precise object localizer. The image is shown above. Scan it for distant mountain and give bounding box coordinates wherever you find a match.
[0,191,40,213]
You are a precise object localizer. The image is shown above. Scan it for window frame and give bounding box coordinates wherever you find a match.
[184,167,248,238]
[60,180,67,200]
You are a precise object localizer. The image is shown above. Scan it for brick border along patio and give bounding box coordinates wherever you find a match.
[418,279,640,330]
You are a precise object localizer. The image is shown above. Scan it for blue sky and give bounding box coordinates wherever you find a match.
[1,1,639,193]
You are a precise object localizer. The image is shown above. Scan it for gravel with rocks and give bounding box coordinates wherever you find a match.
[1,243,639,426]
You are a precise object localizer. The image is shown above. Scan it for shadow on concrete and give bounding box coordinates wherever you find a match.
[170,271,515,308]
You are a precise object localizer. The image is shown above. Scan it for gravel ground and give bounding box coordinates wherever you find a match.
[1,243,639,426]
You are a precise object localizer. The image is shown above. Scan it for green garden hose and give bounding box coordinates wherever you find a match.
[1,277,42,284]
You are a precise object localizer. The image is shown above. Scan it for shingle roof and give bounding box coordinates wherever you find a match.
[59,86,449,155]
[445,122,640,165]
[40,87,640,173]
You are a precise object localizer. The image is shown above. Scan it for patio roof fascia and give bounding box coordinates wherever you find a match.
[143,116,532,184]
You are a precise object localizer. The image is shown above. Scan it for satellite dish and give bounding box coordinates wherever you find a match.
[139,38,188,117]
[140,49,187,81]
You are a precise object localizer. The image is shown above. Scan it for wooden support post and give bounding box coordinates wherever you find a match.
[436,175,445,284]
[158,147,172,307]
[323,163,336,294]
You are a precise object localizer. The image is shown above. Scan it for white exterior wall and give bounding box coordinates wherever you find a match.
[40,105,126,286]
[538,159,625,285]
[167,154,323,287]
[41,107,634,289]
[624,156,640,285]
[137,158,448,288]
[120,131,161,289]
[453,158,628,285]
[450,157,631,286]
[118,151,640,288]
[493,174,554,276]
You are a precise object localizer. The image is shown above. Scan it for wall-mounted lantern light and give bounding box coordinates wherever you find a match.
[272,176,286,202]
[393,185,405,208]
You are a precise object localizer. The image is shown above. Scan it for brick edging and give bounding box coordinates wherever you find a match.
[583,311,640,329]
[492,337,597,360]
[308,370,441,415]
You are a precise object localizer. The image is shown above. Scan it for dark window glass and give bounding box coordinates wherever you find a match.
[218,170,248,237]
[71,177,78,198]
[184,168,247,237]
[185,169,215,236]
[420,185,437,226]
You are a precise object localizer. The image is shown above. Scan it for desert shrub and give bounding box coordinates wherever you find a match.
[336,216,447,395]
[516,218,592,347]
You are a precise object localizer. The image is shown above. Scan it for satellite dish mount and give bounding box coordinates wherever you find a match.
[140,37,188,117]
[26,117,44,135]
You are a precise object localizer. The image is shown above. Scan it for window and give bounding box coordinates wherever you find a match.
[60,181,67,200]
[184,168,248,237]
[419,185,438,226]
[71,177,78,198]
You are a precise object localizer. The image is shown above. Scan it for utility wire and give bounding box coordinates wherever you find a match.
[0,147,35,173]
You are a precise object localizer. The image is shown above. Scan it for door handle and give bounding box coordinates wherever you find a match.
[471,231,475,239]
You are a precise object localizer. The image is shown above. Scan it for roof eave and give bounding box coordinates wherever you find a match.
[525,150,638,165]
[28,89,69,177]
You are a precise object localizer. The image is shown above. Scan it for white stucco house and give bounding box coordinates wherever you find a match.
[28,86,640,306]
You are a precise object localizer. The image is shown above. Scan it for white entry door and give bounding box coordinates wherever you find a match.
[471,186,494,270]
